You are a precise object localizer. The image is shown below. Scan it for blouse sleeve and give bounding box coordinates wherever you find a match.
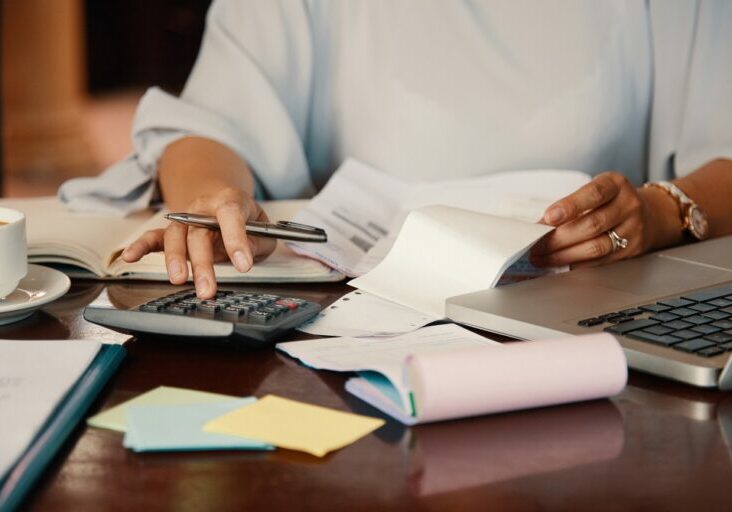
[59,0,316,215]
[648,0,732,181]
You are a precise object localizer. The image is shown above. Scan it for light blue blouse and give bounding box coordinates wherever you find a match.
[60,0,732,215]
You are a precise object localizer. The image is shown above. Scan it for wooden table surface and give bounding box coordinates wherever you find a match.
[4,280,732,511]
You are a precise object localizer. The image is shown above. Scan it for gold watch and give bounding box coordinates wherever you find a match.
[644,181,709,240]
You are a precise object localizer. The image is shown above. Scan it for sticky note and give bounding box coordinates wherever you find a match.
[203,395,385,457]
[123,398,273,452]
[88,386,236,432]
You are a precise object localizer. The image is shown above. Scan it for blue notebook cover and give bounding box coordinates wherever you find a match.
[0,344,125,512]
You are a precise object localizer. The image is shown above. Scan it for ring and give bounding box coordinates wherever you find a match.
[607,229,629,253]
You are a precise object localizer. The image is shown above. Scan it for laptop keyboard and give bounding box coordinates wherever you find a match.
[577,283,732,358]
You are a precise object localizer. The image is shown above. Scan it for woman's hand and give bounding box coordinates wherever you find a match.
[121,187,276,299]
[530,171,678,269]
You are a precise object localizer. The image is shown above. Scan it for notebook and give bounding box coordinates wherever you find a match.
[0,197,343,283]
[277,324,627,425]
[0,340,125,512]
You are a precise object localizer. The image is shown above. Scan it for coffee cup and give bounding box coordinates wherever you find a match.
[0,207,28,299]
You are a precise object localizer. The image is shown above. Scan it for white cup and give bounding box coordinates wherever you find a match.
[0,207,28,299]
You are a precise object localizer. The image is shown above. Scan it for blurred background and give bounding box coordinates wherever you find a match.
[1,0,212,197]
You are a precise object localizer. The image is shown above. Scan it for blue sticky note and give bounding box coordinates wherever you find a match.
[123,398,273,452]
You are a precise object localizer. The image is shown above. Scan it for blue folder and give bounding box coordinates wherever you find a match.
[0,344,125,512]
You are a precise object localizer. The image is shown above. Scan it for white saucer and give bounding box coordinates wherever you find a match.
[0,264,71,325]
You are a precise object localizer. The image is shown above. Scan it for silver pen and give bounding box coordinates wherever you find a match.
[164,213,328,243]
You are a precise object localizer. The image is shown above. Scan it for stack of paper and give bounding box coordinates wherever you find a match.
[87,386,384,457]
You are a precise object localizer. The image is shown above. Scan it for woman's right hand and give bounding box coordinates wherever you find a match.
[121,187,276,299]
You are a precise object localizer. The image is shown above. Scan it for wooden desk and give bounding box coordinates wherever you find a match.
[4,280,732,511]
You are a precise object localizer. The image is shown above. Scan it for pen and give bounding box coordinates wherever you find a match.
[164,213,328,243]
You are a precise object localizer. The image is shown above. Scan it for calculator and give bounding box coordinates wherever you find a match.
[83,289,321,349]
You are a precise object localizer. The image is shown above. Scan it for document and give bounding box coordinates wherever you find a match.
[123,399,273,452]
[289,158,590,277]
[278,326,627,425]
[203,395,385,457]
[0,339,101,482]
[350,205,553,317]
[297,290,440,337]
[87,385,238,432]
[278,324,499,415]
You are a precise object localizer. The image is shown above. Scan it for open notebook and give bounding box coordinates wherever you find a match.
[0,197,343,283]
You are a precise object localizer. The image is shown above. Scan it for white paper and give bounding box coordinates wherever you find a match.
[289,159,589,277]
[277,324,498,412]
[350,205,553,317]
[297,290,440,337]
[0,339,101,482]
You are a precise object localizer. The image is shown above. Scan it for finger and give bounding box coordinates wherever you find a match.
[216,201,253,272]
[542,173,622,226]
[247,202,277,261]
[121,230,165,262]
[163,222,189,284]
[571,219,640,269]
[187,226,218,299]
[533,199,626,256]
[531,228,617,268]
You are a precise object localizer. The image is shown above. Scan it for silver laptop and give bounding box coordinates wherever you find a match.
[446,235,732,390]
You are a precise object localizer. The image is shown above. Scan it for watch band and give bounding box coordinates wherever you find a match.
[643,181,709,240]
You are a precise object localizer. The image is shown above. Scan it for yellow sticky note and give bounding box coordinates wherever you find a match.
[203,395,385,457]
[88,386,236,432]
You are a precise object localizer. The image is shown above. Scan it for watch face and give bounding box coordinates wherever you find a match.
[689,206,709,240]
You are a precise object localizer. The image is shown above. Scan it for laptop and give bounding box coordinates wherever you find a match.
[446,235,732,390]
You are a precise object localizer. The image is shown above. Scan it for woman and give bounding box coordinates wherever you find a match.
[60,0,732,299]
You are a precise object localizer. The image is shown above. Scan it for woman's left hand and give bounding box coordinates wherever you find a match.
[530,171,659,269]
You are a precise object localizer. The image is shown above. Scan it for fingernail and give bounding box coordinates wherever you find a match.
[195,276,210,296]
[169,259,182,279]
[545,206,564,225]
[233,251,250,272]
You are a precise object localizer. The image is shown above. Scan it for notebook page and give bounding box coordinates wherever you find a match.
[350,205,553,317]
[289,159,590,277]
[0,339,101,482]
[0,197,150,276]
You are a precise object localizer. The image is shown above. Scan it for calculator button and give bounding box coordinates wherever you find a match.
[223,306,244,317]
[139,304,163,312]
[198,301,221,312]
[249,311,273,323]
[276,299,299,310]
[165,305,190,315]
